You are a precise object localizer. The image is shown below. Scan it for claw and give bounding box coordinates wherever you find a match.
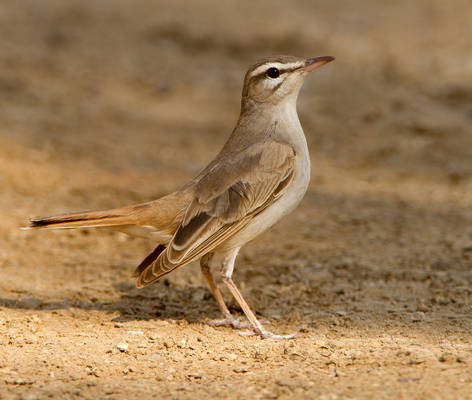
[236,330,298,340]
[205,317,252,329]
[262,332,298,340]
[206,316,293,339]
[206,317,270,329]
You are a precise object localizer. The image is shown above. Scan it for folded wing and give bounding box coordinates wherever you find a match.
[136,140,295,287]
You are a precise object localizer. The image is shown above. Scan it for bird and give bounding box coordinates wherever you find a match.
[26,55,335,339]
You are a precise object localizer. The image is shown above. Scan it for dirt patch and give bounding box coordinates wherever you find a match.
[1,1,471,399]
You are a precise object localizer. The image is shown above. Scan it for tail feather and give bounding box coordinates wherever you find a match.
[28,204,151,230]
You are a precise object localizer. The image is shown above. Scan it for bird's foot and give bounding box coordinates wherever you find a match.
[206,317,251,329]
[206,317,269,330]
[236,327,298,340]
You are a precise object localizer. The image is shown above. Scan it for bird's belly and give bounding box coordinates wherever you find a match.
[218,156,310,251]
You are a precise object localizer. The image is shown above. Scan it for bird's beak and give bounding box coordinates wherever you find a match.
[302,56,335,72]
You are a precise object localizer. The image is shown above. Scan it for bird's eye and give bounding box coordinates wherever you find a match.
[266,67,280,79]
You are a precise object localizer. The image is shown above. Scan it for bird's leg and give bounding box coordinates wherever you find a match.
[200,254,253,329]
[200,255,232,320]
[220,248,297,340]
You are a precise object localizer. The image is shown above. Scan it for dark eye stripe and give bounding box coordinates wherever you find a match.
[261,67,293,78]
[275,68,293,75]
[248,66,297,86]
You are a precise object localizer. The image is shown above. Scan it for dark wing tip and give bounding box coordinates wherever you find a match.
[133,244,166,278]
[29,218,49,228]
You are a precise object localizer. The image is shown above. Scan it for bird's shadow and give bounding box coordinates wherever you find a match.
[1,253,472,337]
[0,280,224,324]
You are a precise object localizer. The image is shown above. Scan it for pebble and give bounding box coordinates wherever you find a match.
[411,312,425,322]
[116,342,128,352]
[416,303,428,312]
[276,378,295,388]
[187,373,203,379]
[233,368,248,373]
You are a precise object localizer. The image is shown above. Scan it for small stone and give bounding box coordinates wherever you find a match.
[328,364,338,377]
[276,379,295,388]
[416,303,428,312]
[116,342,128,352]
[187,373,203,379]
[438,352,455,363]
[31,315,41,323]
[233,368,248,373]
[411,312,425,322]
[318,346,332,357]
[21,394,38,400]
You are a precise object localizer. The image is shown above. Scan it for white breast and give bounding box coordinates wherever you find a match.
[220,101,311,251]
[220,151,310,251]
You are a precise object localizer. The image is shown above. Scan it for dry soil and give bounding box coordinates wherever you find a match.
[1,1,472,399]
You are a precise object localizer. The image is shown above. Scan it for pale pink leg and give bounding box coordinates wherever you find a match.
[200,255,254,329]
[220,248,298,340]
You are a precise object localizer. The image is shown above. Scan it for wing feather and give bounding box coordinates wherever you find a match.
[136,140,296,288]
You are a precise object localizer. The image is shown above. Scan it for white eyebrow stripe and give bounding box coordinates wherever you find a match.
[249,62,304,78]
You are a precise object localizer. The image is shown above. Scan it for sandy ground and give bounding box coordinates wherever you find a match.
[1,1,472,399]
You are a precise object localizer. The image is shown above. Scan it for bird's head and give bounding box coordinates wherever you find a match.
[241,55,334,107]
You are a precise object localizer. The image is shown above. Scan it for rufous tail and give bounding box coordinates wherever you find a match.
[27,204,147,230]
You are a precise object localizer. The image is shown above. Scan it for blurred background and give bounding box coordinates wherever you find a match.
[1,0,471,185]
[0,1,472,397]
